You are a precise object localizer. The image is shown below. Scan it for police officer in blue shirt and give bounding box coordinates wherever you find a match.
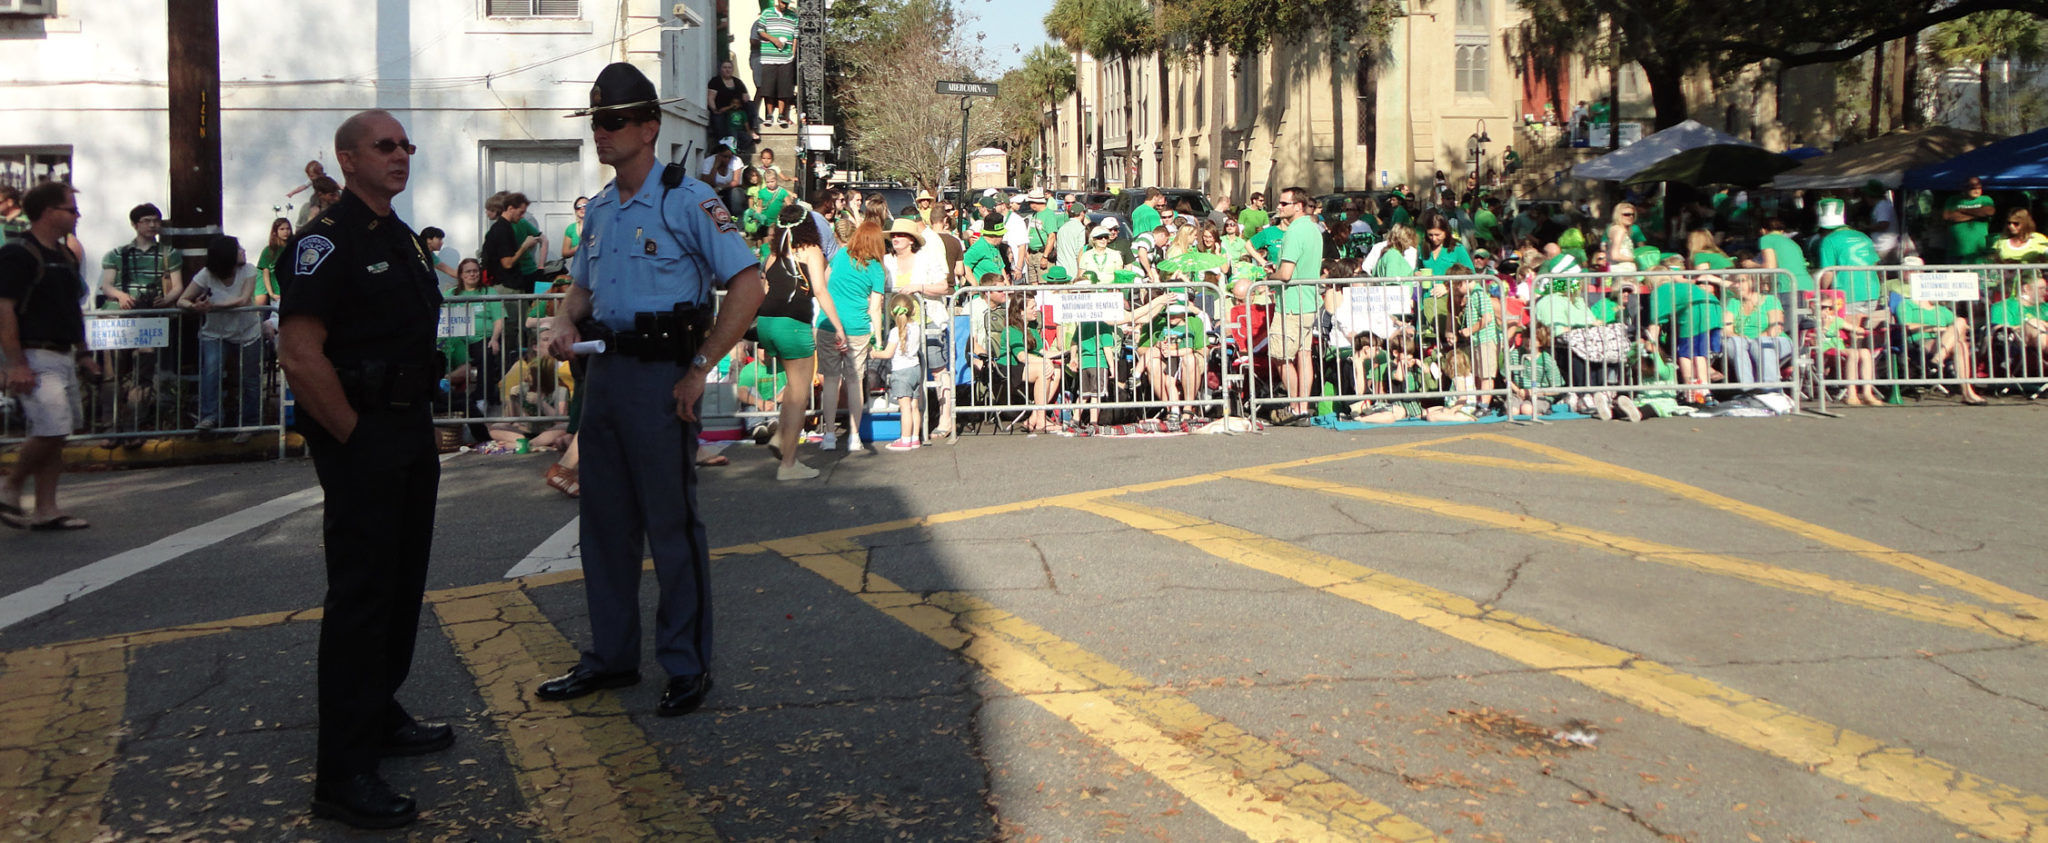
[539,63,763,717]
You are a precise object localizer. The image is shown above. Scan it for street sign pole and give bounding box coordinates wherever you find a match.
[937,80,997,237]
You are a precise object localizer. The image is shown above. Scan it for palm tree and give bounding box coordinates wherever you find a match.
[1087,0,1154,183]
[1045,0,1103,187]
[1927,11,2047,133]
[1020,45,1079,184]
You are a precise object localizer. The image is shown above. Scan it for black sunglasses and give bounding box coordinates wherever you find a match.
[591,112,635,132]
[369,139,416,155]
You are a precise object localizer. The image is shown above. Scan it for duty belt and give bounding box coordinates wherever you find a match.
[583,304,710,365]
[335,354,444,411]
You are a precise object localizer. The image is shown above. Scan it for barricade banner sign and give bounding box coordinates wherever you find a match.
[1908,272,1981,302]
[87,317,172,351]
[1339,285,1415,339]
[437,307,476,338]
[1046,291,1126,324]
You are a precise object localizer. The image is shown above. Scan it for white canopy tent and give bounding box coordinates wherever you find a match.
[1570,120,1756,182]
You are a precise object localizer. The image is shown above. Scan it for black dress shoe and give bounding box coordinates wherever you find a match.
[657,673,712,717]
[311,772,417,829]
[535,665,641,701]
[382,721,455,757]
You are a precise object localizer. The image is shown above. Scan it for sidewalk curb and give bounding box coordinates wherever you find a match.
[0,433,306,469]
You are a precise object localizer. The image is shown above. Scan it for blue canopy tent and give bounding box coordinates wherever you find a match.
[1903,126,2048,190]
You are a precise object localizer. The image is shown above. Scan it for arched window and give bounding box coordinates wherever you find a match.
[1456,44,1490,96]
[1455,0,1486,32]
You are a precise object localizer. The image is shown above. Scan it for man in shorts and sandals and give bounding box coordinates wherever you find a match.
[2,182,99,530]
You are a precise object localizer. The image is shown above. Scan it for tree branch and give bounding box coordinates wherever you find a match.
[1706,0,2048,67]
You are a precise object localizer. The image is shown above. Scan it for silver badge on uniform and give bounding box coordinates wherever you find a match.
[367,261,390,273]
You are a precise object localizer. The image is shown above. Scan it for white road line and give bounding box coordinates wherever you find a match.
[0,485,326,631]
[503,517,581,579]
[0,452,466,633]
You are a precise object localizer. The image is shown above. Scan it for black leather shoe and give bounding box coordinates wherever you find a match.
[381,721,455,757]
[311,772,417,829]
[535,666,641,701]
[657,673,712,717]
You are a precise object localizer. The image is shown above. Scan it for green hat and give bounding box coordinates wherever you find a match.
[1817,197,1848,229]
[1632,245,1662,267]
[1041,265,1071,283]
[1540,253,1582,276]
[1113,269,1139,284]
[1537,275,1582,297]
[981,213,1006,237]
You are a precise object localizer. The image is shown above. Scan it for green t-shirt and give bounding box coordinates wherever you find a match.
[100,242,178,307]
[759,188,793,228]
[1389,206,1411,228]
[0,214,30,243]
[448,287,506,339]
[1946,194,1996,263]
[1818,228,1882,302]
[1277,218,1324,314]
[1462,289,1501,344]
[1421,243,1473,276]
[255,245,284,299]
[963,238,1006,284]
[513,217,544,276]
[1816,317,1854,353]
[737,360,788,399]
[1066,320,1119,369]
[1141,312,1207,350]
[1237,208,1269,233]
[1249,225,1286,265]
[1130,204,1163,237]
[993,324,1036,366]
[1374,248,1413,278]
[1894,299,1958,340]
[757,9,799,61]
[1690,250,1734,271]
[1757,232,1815,292]
[1722,294,1782,339]
[1990,298,2047,327]
[564,221,581,249]
[1030,208,1064,251]
[1472,209,1499,245]
[1648,281,1724,338]
[818,250,889,335]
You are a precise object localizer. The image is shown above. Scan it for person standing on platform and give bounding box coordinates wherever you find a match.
[538,62,765,720]
[277,110,453,830]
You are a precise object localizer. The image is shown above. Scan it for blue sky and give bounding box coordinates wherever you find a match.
[962,0,1054,71]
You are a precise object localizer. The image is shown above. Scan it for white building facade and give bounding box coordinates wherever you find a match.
[0,0,718,267]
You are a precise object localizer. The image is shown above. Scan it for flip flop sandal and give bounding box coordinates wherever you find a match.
[696,454,730,467]
[545,464,580,498]
[29,515,90,531]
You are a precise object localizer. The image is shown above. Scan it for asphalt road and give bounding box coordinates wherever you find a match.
[3,405,2046,842]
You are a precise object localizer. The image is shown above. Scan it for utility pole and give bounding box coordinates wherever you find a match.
[167,0,223,276]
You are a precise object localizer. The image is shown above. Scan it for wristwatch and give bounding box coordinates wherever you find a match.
[691,353,711,371]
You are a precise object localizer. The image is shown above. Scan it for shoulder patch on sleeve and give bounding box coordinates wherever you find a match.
[700,199,738,234]
[295,235,336,275]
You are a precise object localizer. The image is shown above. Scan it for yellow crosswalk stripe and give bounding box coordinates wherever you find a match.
[764,535,1444,843]
[1072,496,2048,842]
[1222,469,2048,646]
[433,589,718,842]
[1391,434,2048,617]
[0,645,128,842]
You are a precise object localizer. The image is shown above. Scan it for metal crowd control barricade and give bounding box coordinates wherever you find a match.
[1808,262,2048,407]
[1243,273,1512,422]
[1521,268,1804,417]
[431,292,570,434]
[948,280,1232,431]
[3,305,291,449]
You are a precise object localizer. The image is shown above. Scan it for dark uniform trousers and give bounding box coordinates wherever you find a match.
[306,405,440,780]
[576,353,713,677]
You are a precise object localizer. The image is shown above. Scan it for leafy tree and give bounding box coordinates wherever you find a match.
[1044,0,1106,184]
[996,47,1077,182]
[833,0,1006,189]
[1517,0,2048,129]
[1925,11,2048,132]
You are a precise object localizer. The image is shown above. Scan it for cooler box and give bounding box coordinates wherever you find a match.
[858,413,901,443]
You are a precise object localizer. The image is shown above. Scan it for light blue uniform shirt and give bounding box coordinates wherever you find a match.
[572,164,759,332]
[811,209,839,259]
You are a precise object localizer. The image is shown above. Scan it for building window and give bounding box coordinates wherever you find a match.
[487,0,579,17]
[0,147,71,193]
[1619,63,1644,98]
[1455,0,1487,32]
[1455,43,1489,96]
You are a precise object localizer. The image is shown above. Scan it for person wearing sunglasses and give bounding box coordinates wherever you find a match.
[538,63,764,729]
[273,110,449,830]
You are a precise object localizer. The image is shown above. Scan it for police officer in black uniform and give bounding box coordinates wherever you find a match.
[536,63,763,716]
[277,109,453,830]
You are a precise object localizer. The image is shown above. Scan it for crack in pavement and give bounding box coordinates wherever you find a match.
[1544,767,1692,841]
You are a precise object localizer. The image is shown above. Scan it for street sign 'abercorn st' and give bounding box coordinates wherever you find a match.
[936,80,997,97]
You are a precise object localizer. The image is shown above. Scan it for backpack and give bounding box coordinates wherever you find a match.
[3,236,51,317]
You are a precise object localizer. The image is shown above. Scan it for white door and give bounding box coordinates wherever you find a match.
[484,142,585,273]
